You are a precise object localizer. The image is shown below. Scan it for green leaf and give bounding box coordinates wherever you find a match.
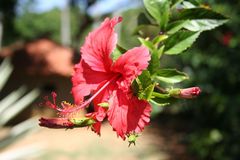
[164,31,200,55]
[183,19,228,32]
[178,8,227,20]
[143,0,170,30]
[166,20,190,34]
[153,68,189,83]
[176,8,228,31]
[138,37,155,52]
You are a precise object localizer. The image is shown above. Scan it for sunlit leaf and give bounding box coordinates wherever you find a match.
[153,68,189,83]
[164,31,200,55]
[176,8,228,31]
[183,19,228,31]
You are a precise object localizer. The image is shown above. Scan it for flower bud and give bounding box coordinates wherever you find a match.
[169,87,201,99]
[179,87,201,99]
[39,117,74,129]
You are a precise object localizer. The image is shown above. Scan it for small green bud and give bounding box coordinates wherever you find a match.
[127,133,139,147]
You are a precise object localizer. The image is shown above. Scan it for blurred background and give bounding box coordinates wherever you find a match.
[0,0,239,159]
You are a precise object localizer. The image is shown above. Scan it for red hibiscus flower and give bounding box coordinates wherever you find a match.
[41,17,152,140]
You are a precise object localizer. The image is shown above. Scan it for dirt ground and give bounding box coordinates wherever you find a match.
[1,115,194,160]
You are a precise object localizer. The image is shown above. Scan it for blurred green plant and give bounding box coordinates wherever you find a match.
[14,8,80,44]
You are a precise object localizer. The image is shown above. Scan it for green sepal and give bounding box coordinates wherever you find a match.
[168,88,181,97]
[70,117,95,127]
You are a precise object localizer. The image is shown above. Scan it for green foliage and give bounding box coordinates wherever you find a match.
[127,0,228,117]
[15,9,61,41]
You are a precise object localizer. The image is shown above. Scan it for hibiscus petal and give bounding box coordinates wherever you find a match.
[91,122,102,136]
[127,97,151,134]
[81,17,122,72]
[112,46,150,90]
[107,89,151,140]
[107,90,128,139]
[71,60,112,104]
